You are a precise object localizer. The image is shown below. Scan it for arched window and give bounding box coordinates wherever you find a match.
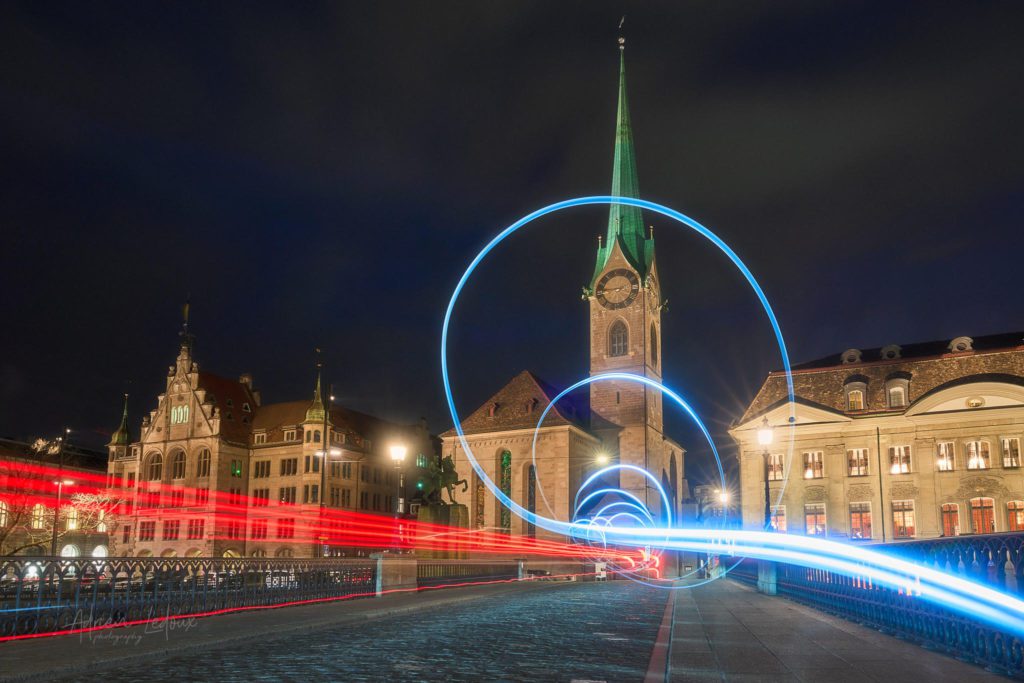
[847,390,864,411]
[60,544,79,558]
[305,430,312,443]
[888,386,906,408]
[196,449,211,478]
[147,453,163,481]
[171,451,186,479]
[313,430,321,444]
[1008,501,1024,532]
[499,450,512,533]
[274,547,293,558]
[92,545,108,558]
[526,465,536,539]
[970,497,995,534]
[941,503,960,536]
[650,323,658,367]
[31,503,45,529]
[473,473,485,529]
[609,321,628,357]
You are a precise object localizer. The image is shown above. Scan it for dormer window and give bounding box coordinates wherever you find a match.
[254,432,266,445]
[844,376,868,411]
[525,398,538,414]
[841,349,862,364]
[487,403,498,418]
[880,344,901,360]
[885,373,911,409]
[847,390,865,411]
[888,386,906,408]
[949,336,974,353]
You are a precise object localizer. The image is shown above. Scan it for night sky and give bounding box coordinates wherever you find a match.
[2,3,1022,485]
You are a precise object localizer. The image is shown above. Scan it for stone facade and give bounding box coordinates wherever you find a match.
[107,339,436,559]
[731,333,1024,541]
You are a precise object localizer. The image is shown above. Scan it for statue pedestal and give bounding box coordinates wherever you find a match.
[416,503,469,559]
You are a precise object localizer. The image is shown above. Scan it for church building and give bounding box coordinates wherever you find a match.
[443,39,687,540]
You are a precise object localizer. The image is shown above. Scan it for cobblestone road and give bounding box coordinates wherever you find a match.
[73,581,666,683]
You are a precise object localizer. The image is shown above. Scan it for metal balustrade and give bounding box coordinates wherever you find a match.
[729,532,1024,676]
[0,556,377,638]
[417,560,520,587]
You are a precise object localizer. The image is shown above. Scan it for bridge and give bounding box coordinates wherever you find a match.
[1,533,1021,681]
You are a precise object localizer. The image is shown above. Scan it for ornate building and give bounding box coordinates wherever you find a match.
[443,39,686,539]
[731,332,1024,541]
[107,333,437,558]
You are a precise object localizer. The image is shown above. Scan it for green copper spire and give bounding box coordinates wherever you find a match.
[592,36,653,286]
[305,368,326,423]
[110,393,131,446]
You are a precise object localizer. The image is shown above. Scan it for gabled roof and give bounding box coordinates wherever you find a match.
[441,370,590,437]
[197,372,256,441]
[251,400,416,451]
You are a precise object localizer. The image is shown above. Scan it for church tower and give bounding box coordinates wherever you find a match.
[587,36,669,518]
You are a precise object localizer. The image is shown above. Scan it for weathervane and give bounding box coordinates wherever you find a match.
[618,15,626,49]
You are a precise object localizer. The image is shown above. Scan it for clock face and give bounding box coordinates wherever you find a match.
[596,268,640,309]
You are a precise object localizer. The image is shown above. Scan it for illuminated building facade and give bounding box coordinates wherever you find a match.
[106,334,436,558]
[444,41,687,537]
[731,332,1024,541]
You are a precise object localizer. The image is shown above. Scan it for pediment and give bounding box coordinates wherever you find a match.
[734,398,850,435]
[906,380,1024,416]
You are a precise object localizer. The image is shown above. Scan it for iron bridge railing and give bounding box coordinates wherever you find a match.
[0,556,377,639]
[730,531,1024,677]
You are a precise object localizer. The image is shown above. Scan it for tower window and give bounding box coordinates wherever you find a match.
[650,323,658,367]
[609,321,628,357]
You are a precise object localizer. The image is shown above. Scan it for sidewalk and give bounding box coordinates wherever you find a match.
[667,579,1008,682]
[0,580,569,682]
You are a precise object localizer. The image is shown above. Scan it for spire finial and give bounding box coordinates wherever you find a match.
[178,295,194,354]
[110,392,131,445]
[306,348,327,423]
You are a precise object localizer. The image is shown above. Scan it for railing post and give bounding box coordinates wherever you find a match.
[371,552,417,597]
[757,559,777,595]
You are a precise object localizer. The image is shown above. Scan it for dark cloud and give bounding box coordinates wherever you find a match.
[1,2,1022,484]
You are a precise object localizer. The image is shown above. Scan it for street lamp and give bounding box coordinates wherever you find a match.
[389,444,407,552]
[757,417,774,531]
[50,479,74,556]
[595,451,610,466]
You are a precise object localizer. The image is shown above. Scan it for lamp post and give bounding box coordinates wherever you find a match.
[757,417,774,531]
[50,478,74,557]
[389,444,407,552]
[316,384,342,558]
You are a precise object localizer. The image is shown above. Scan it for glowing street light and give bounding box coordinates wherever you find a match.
[595,451,610,466]
[717,490,730,504]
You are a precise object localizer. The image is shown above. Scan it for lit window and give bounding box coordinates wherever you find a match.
[849,502,871,540]
[802,452,824,479]
[170,404,190,425]
[936,442,955,471]
[892,500,916,538]
[888,445,911,474]
[416,453,429,469]
[231,459,243,477]
[767,454,784,481]
[941,503,960,536]
[770,505,786,532]
[609,321,628,357]
[64,507,79,531]
[847,390,864,411]
[847,448,868,476]
[1009,502,1024,532]
[1003,438,1021,468]
[804,503,826,536]
[970,497,995,534]
[965,441,990,470]
[0,500,7,527]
